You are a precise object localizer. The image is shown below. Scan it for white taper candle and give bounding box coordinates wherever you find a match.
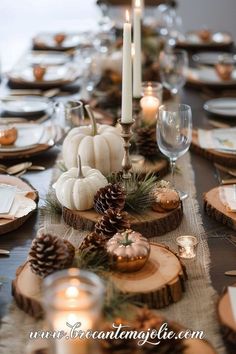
[121,10,132,123]
[133,0,142,98]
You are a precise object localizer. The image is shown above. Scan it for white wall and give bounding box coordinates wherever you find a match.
[177,0,236,39]
[0,0,236,71]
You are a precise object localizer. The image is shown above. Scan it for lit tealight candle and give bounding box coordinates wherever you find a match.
[140,95,160,122]
[43,269,104,354]
[176,235,198,259]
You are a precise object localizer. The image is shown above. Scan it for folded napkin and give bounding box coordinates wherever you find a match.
[198,128,236,151]
[0,184,36,219]
[219,185,236,212]
[228,287,236,323]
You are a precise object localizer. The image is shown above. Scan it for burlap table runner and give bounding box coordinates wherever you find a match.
[0,153,226,354]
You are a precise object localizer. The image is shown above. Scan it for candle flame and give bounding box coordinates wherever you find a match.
[135,0,141,7]
[65,286,79,298]
[125,9,130,23]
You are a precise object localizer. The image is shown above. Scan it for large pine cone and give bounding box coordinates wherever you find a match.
[135,126,157,159]
[79,232,107,252]
[95,209,130,238]
[29,233,75,278]
[94,183,126,215]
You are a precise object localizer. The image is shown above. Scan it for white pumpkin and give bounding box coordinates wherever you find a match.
[54,157,108,210]
[62,105,123,176]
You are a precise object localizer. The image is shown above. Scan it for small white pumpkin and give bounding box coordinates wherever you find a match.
[54,156,108,210]
[62,105,123,176]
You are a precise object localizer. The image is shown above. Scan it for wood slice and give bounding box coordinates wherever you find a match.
[111,243,187,309]
[191,129,236,167]
[0,175,38,235]
[204,186,236,230]
[12,261,43,318]
[12,243,187,318]
[63,204,183,238]
[217,283,236,347]
[132,157,169,178]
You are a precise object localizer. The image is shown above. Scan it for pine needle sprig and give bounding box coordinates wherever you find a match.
[40,189,62,217]
[73,248,109,275]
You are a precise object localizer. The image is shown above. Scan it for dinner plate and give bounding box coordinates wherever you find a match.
[1,96,49,116]
[0,124,64,159]
[0,124,45,152]
[8,64,79,88]
[33,32,81,50]
[193,52,236,66]
[178,31,233,48]
[26,51,70,66]
[0,175,37,236]
[204,98,236,118]
[187,67,236,87]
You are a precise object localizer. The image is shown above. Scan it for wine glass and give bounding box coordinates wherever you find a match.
[159,49,188,95]
[156,103,192,200]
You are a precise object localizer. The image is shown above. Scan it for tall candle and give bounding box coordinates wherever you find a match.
[133,0,142,98]
[121,10,132,123]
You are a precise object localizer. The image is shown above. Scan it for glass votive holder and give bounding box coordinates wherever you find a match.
[65,100,84,127]
[176,235,198,259]
[141,81,163,102]
[42,268,104,354]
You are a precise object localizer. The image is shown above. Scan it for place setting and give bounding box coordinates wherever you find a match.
[7,62,81,89]
[177,28,233,50]
[32,32,82,51]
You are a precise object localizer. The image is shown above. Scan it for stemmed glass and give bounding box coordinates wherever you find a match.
[156,104,192,200]
[159,49,188,96]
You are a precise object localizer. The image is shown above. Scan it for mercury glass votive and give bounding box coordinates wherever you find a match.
[42,268,104,354]
[176,235,198,259]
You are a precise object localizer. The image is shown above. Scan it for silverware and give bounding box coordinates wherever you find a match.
[7,162,32,175]
[214,163,236,177]
[221,178,236,185]
[225,270,236,276]
[28,165,46,171]
[0,249,10,256]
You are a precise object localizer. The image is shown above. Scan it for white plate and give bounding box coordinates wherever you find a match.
[0,124,45,152]
[1,96,49,116]
[10,65,69,83]
[204,98,236,118]
[180,31,232,47]
[187,67,236,86]
[34,33,81,49]
[193,52,236,66]
[26,51,70,66]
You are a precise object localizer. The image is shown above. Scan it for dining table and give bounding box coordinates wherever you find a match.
[0,2,236,354]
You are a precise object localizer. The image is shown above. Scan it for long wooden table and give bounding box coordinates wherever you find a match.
[0,85,236,321]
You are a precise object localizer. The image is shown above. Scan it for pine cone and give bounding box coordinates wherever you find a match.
[29,233,75,278]
[79,232,107,252]
[135,126,157,159]
[95,209,130,238]
[94,183,126,214]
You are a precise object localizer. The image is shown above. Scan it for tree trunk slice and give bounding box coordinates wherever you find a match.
[191,130,236,167]
[132,157,169,178]
[12,243,187,318]
[217,283,236,347]
[12,261,43,319]
[63,204,183,238]
[204,186,236,230]
[111,243,187,309]
[0,175,38,235]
